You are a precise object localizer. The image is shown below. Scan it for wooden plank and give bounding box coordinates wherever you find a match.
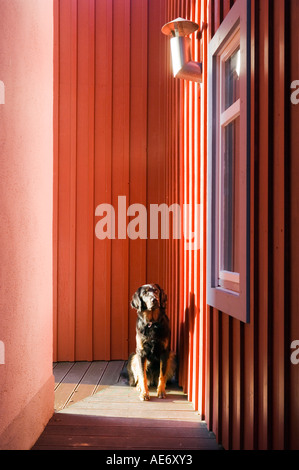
[94,361,125,391]
[70,400,198,412]
[178,77,185,391]
[86,394,188,404]
[57,407,204,421]
[71,386,195,410]
[183,76,189,395]
[33,444,218,450]
[110,0,130,360]
[231,319,241,449]
[212,309,220,442]
[146,0,167,288]
[65,361,108,406]
[80,361,108,385]
[46,413,208,429]
[53,362,75,389]
[242,0,257,450]
[205,305,212,429]
[57,0,77,361]
[208,0,214,39]
[33,434,219,450]
[93,0,113,360]
[192,0,200,412]
[128,0,148,357]
[258,0,270,450]
[75,0,95,361]
[214,0,221,31]
[271,0,285,450]
[221,314,231,450]
[38,424,211,438]
[200,0,208,419]
[54,362,91,411]
[91,386,185,398]
[289,0,299,451]
[223,0,231,19]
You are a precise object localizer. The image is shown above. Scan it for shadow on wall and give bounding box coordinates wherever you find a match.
[179,292,197,391]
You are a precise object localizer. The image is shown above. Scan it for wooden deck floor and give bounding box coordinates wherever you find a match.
[32,361,220,450]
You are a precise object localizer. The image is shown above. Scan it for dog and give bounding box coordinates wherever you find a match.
[127,284,176,401]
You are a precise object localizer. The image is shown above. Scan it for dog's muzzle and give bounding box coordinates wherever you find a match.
[144,292,159,310]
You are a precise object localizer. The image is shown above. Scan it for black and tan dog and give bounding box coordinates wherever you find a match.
[127,284,176,401]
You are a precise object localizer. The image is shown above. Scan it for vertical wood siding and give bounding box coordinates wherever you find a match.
[288,0,299,450]
[164,0,208,421]
[206,0,298,450]
[53,0,168,361]
[165,0,299,450]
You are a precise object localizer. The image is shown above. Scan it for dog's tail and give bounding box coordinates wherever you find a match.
[119,369,129,383]
[119,354,135,386]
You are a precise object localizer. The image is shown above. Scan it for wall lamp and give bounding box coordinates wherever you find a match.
[161,17,202,83]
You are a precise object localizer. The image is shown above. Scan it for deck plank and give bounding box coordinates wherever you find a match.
[32,434,219,450]
[54,362,91,411]
[59,408,205,420]
[35,423,212,438]
[53,362,75,390]
[95,361,125,389]
[45,413,209,429]
[66,361,108,406]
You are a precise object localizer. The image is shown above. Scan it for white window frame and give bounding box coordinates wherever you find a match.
[217,32,241,294]
[207,0,250,323]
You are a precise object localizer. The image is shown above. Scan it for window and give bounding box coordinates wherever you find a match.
[207,0,250,322]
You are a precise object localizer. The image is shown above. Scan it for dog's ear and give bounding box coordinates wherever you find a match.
[155,284,167,309]
[160,289,167,309]
[131,289,142,311]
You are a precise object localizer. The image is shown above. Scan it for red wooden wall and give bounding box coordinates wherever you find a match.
[164,0,207,417]
[53,0,170,361]
[206,0,299,450]
[286,0,299,451]
[165,0,299,450]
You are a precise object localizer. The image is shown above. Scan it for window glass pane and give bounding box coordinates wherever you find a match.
[221,116,240,274]
[224,47,240,110]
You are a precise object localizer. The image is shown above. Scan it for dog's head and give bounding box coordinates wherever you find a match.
[130,284,167,313]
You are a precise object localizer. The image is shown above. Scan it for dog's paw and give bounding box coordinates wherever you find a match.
[157,387,166,399]
[139,390,150,401]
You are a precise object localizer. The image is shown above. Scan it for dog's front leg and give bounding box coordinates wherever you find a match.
[136,354,150,401]
[157,351,169,399]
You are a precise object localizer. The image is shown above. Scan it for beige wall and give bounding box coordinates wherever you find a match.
[0,0,54,449]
